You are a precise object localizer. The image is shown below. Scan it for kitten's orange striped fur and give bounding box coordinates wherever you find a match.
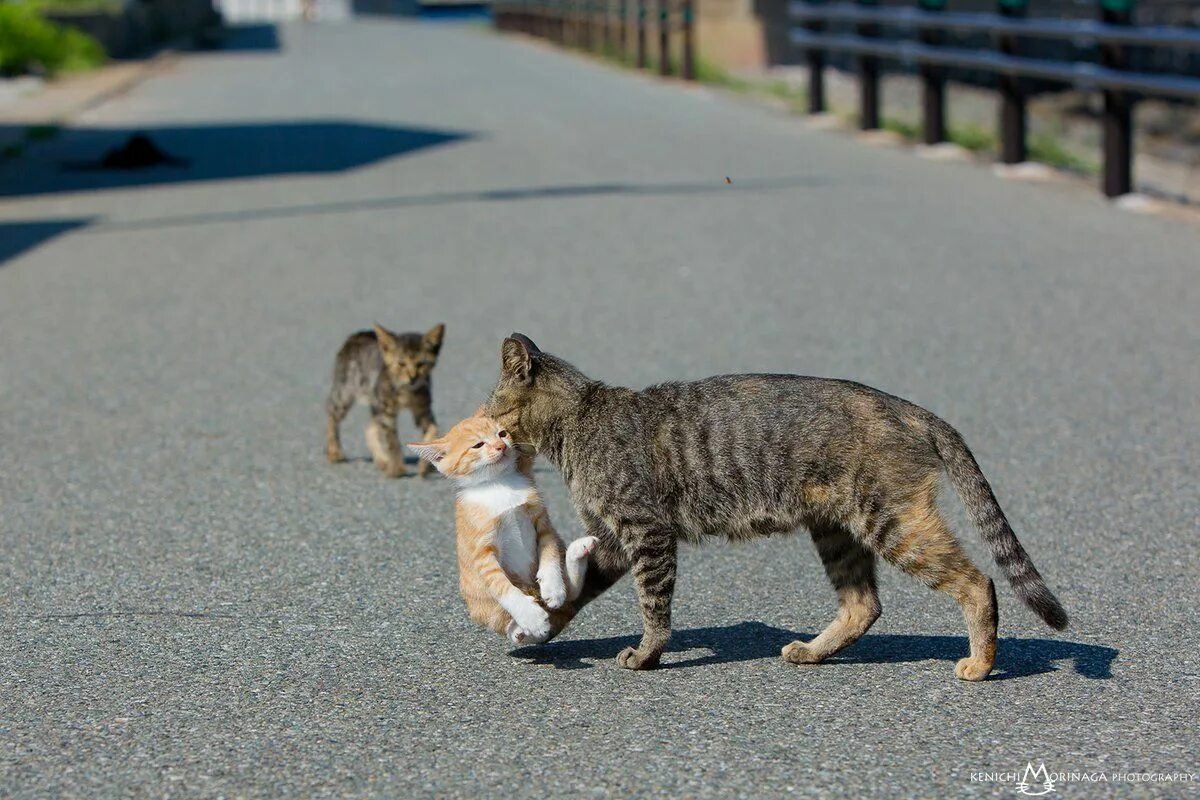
[408,416,595,644]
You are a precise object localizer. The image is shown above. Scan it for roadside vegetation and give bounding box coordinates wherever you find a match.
[0,1,107,77]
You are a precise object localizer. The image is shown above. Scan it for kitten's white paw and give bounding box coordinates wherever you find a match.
[513,601,551,641]
[567,535,599,562]
[539,577,567,610]
[521,627,551,645]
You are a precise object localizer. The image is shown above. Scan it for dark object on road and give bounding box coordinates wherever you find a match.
[325,323,445,479]
[485,334,1068,681]
[62,133,189,171]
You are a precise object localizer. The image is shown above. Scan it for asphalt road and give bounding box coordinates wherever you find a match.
[2,19,1198,800]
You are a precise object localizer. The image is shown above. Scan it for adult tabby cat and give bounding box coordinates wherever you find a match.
[325,323,444,478]
[483,334,1067,681]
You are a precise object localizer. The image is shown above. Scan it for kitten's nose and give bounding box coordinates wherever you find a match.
[493,441,507,453]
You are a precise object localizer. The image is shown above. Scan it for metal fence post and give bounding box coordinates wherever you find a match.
[919,0,946,144]
[659,0,671,76]
[637,0,648,67]
[997,0,1027,163]
[857,0,881,129]
[1101,0,1135,197]
[681,0,695,79]
[618,0,627,53]
[804,0,826,114]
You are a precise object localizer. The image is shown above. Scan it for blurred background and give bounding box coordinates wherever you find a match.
[2,1,1198,798]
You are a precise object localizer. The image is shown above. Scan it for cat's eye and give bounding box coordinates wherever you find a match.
[498,430,508,438]
[472,442,485,449]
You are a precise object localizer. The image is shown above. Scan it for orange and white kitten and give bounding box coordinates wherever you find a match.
[408,416,596,644]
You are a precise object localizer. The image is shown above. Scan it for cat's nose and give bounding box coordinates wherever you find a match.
[493,441,507,453]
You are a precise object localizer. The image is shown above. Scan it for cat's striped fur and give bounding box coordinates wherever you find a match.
[484,334,1067,681]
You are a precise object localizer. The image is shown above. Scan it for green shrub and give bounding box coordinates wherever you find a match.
[0,2,106,77]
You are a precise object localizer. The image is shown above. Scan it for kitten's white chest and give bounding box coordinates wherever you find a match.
[459,477,538,582]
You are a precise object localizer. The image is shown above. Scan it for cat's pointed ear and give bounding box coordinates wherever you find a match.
[423,323,445,354]
[374,324,399,353]
[501,333,539,385]
[406,439,448,464]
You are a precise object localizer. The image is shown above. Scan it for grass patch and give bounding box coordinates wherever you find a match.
[883,117,919,139]
[0,2,107,77]
[1030,131,1098,175]
[29,0,125,13]
[949,122,995,152]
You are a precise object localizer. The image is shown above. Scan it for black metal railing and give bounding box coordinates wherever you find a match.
[789,0,1200,197]
[494,0,697,81]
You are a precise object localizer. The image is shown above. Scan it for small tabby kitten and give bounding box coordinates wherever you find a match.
[485,334,1067,681]
[409,416,596,644]
[325,323,444,478]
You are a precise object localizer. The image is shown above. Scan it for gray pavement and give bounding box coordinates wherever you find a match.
[2,19,1198,799]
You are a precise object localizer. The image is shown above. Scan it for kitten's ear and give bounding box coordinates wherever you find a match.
[406,439,448,464]
[423,323,445,354]
[374,324,399,353]
[501,333,539,385]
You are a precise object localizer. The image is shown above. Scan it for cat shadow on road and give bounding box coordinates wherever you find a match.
[510,620,1117,680]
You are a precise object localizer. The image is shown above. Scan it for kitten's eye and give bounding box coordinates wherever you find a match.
[498,430,508,438]
[472,442,485,449]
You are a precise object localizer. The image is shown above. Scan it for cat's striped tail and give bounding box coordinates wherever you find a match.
[926,416,1068,630]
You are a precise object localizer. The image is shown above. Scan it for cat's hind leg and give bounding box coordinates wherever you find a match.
[877,491,997,681]
[564,536,598,601]
[783,522,881,666]
[325,387,353,464]
[366,408,406,478]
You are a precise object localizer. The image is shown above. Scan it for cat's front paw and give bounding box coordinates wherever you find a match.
[616,646,661,670]
[566,535,599,562]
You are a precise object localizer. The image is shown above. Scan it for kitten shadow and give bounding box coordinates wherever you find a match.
[329,456,437,479]
[510,620,1117,680]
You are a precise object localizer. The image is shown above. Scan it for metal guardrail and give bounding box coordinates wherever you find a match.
[788,0,1200,197]
[493,0,696,81]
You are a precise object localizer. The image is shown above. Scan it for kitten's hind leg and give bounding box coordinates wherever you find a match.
[325,389,353,463]
[564,536,599,601]
[366,409,406,478]
[877,496,997,682]
[783,523,881,666]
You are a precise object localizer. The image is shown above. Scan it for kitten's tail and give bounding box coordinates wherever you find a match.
[925,415,1068,631]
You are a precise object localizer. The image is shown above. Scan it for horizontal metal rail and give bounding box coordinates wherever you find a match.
[788,2,1200,50]
[788,29,1200,99]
